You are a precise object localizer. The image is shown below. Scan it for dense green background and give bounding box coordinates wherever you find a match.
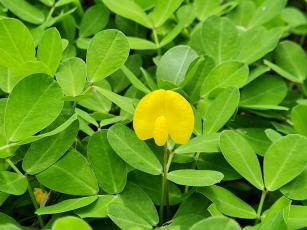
[0,0,307,229]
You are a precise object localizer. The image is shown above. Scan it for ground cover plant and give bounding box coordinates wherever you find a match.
[0,0,307,229]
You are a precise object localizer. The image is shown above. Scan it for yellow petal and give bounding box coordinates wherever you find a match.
[165,90,194,144]
[153,116,168,146]
[133,89,166,140]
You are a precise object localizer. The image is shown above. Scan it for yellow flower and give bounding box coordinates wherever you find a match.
[33,188,49,206]
[133,89,194,146]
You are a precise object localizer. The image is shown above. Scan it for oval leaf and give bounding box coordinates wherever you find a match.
[37,150,99,196]
[86,29,130,82]
[5,74,64,142]
[118,182,159,225]
[264,134,307,191]
[167,169,223,186]
[0,171,27,195]
[36,196,98,215]
[191,216,241,230]
[200,62,248,97]
[87,130,127,194]
[22,120,79,175]
[198,185,257,219]
[107,204,152,230]
[107,124,162,175]
[203,87,240,134]
[174,133,220,154]
[52,216,92,230]
[220,130,264,190]
[75,195,117,218]
[157,45,198,85]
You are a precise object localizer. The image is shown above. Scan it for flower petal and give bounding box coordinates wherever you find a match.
[165,90,194,144]
[133,89,166,140]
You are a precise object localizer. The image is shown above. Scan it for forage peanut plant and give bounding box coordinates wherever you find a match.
[0,0,307,230]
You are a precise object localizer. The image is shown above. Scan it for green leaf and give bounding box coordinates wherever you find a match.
[0,0,45,24]
[191,216,241,230]
[258,211,287,230]
[94,86,135,114]
[274,41,307,83]
[121,65,150,94]
[17,113,78,145]
[159,21,185,48]
[167,169,223,186]
[193,0,220,21]
[198,185,257,219]
[36,150,99,196]
[200,62,248,97]
[78,81,112,113]
[107,124,162,175]
[87,130,127,194]
[280,168,307,200]
[75,195,118,218]
[248,0,287,28]
[56,57,87,97]
[37,28,62,76]
[174,133,220,154]
[0,212,30,230]
[118,182,159,226]
[174,193,210,218]
[127,37,157,50]
[22,120,79,175]
[184,56,215,102]
[79,4,109,38]
[240,76,287,108]
[103,0,153,28]
[228,0,256,27]
[220,130,264,190]
[292,104,307,136]
[201,16,239,64]
[264,134,307,191]
[157,45,198,85]
[52,216,92,230]
[86,29,130,82]
[264,59,301,83]
[237,27,281,64]
[107,204,152,230]
[262,196,291,221]
[197,154,241,181]
[36,196,97,215]
[0,171,27,195]
[150,0,183,28]
[203,87,240,134]
[237,128,271,156]
[0,18,35,69]
[129,171,182,205]
[4,74,64,142]
[167,214,204,229]
[286,205,307,230]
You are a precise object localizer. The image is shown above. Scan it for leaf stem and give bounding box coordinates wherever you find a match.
[152,28,161,56]
[255,190,267,224]
[27,176,44,228]
[160,145,172,224]
[6,159,23,176]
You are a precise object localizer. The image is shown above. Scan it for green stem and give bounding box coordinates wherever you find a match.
[184,152,200,193]
[0,143,18,152]
[6,159,23,176]
[255,190,267,224]
[160,145,171,224]
[27,176,44,228]
[152,29,161,56]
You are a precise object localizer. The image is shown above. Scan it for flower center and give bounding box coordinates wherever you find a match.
[153,116,168,146]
